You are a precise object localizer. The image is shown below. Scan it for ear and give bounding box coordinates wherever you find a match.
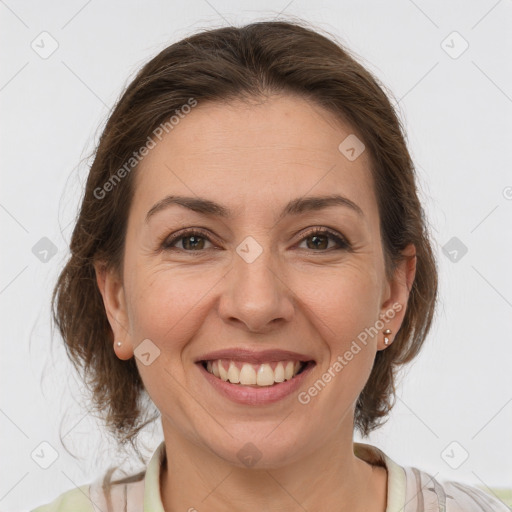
[94,261,134,360]
[377,244,417,350]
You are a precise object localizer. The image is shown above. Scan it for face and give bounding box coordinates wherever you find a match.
[97,95,414,468]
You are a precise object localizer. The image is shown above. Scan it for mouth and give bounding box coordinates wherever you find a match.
[200,359,314,387]
[194,348,316,405]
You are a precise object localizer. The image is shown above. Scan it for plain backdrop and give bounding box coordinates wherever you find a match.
[1,1,511,510]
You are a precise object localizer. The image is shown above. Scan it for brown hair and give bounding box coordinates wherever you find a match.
[52,18,438,465]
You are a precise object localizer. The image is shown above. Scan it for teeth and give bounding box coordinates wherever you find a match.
[239,363,257,385]
[218,360,228,381]
[284,361,294,380]
[212,361,220,378]
[205,359,306,387]
[274,362,285,383]
[227,361,240,383]
[256,363,275,386]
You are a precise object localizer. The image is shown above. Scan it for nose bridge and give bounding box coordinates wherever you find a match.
[219,234,293,332]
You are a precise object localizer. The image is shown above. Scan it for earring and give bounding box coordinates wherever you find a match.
[383,329,392,345]
[116,341,122,347]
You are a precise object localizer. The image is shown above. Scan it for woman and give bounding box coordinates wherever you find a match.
[32,19,507,512]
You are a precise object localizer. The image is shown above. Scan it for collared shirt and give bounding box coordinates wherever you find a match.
[31,441,508,511]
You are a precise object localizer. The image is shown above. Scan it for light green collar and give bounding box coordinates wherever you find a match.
[143,440,406,511]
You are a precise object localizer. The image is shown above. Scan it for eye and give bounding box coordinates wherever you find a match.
[162,229,214,251]
[161,227,351,253]
[296,228,351,252]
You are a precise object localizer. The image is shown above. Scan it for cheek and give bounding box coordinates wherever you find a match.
[126,268,209,411]
[294,265,380,398]
[297,263,381,345]
[125,262,218,348]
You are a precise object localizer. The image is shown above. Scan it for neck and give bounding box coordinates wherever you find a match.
[159,425,387,512]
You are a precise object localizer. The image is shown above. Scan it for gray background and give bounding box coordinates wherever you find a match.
[1,1,511,510]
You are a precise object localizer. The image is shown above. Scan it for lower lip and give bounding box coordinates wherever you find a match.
[197,362,315,405]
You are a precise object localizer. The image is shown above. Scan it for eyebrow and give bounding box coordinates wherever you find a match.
[145,193,364,224]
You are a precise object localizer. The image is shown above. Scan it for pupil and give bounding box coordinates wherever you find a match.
[185,236,203,250]
[309,235,327,250]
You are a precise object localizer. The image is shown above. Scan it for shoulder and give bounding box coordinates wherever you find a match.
[31,441,164,512]
[31,477,145,512]
[403,465,510,511]
[30,485,93,512]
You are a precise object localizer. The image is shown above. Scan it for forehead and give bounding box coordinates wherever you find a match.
[131,95,378,223]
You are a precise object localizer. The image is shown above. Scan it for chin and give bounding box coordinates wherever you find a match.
[196,420,318,470]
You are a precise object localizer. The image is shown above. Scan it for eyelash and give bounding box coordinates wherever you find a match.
[161,227,352,253]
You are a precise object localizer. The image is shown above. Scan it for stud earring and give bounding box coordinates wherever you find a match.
[383,329,392,345]
[116,341,122,347]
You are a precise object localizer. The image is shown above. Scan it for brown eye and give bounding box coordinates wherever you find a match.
[179,234,206,250]
[298,229,351,251]
[162,229,214,251]
[161,227,351,254]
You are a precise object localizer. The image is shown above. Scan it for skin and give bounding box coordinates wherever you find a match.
[95,94,416,511]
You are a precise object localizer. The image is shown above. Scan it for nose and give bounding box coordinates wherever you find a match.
[218,242,295,334]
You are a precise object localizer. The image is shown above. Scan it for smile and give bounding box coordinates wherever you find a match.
[201,359,309,387]
[195,348,316,405]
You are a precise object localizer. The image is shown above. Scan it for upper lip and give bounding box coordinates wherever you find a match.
[195,348,315,365]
